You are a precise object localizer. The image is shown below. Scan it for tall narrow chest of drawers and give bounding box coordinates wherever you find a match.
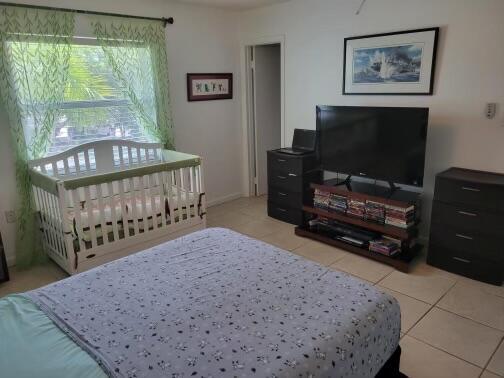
[267,150,321,225]
[427,167,504,285]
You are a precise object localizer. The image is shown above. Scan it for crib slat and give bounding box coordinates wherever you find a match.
[53,193,66,256]
[51,162,58,178]
[83,186,98,249]
[148,174,158,230]
[117,179,131,239]
[74,154,81,174]
[157,172,167,228]
[95,184,109,246]
[174,169,183,224]
[182,168,191,222]
[127,147,133,167]
[190,166,198,219]
[107,182,120,242]
[71,189,86,252]
[165,170,174,225]
[139,175,149,232]
[84,149,91,171]
[35,187,52,251]
[63,158,70,176]
[128,177,140,236]
[40,190,57,251]
[49,193,65,256]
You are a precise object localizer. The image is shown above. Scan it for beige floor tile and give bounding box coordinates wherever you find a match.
[293,240,348,266]
[207,196,266,215]
[0,261,66,299]
[206,211,254,228]
[437,281,504,331]
[329,254,394,283]
[231,218,287,239]
[378,262,457,304]
[409,308,503,367]
[487,340,504,376]
[377,286,432,333]
[237,202,268,218]
[260,229,309,251]
[456,276,504,299]
[481,370,502,378]
[400,335,482,378]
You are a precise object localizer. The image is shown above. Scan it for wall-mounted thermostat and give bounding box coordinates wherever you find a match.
[485,103,497,119]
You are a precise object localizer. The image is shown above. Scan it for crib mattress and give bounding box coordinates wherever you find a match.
[8,228,400,378]
[64,190,197,243]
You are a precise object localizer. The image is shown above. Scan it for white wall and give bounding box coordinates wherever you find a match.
[0,0,242,264]
[239,0,504,237]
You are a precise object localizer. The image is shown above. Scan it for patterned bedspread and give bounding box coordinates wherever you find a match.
[24,228,400,378]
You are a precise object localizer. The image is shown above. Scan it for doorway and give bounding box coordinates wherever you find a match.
[245,43,282,196]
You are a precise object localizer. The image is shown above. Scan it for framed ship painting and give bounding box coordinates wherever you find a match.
[187,73,233,101]
[343,27,439,95]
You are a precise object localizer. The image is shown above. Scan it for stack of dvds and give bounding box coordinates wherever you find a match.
[314,189,331,211]
[329,194,348,214]
[347,198,366,219]
[365,200,386,224]
[369,236,401,256]
[385,204,415,229]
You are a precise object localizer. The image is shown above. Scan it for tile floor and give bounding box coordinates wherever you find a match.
[1,195,503,378]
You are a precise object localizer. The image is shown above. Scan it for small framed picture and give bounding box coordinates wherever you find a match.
[187,73,233,101]
[343,27,439,95]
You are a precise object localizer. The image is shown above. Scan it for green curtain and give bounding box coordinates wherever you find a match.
[91,17,175,150]
[0,6,75,267]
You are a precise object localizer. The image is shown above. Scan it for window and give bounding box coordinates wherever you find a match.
[10,41,157,157]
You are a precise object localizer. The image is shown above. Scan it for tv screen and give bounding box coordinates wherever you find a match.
[316,105,428,187]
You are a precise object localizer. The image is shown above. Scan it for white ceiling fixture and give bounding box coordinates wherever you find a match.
[175,0,290,10]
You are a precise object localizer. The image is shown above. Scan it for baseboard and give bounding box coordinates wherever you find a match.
[207,192,243,207]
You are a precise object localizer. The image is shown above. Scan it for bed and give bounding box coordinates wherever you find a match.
[0,228,403,378]
[28,139,206,275]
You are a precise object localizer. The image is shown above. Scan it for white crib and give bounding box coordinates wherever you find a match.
[29,140,206,275]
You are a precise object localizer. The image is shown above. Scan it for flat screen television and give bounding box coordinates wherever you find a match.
[316,105,429,187]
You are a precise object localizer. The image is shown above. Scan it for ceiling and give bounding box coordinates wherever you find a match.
[175,0,290,10]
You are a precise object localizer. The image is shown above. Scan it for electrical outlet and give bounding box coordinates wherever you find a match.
[5,210,16,224]
[485,103,497,119]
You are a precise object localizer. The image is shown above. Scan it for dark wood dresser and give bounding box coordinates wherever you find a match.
[427,167,504,285]
[267,149,321,225]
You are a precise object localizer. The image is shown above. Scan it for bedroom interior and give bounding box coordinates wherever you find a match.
[0,0,503,378]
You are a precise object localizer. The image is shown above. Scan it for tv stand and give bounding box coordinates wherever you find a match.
[296,181,422,272]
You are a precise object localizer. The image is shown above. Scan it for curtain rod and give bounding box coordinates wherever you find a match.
[0,2,174,27]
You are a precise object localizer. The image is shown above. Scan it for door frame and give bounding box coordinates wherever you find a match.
[240,35,286,197]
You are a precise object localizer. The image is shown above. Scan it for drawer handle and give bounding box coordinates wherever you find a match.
[277,175,287,180]
[461,187,481,192]
[456,233,474,240]
[457,210,477,217]
[278,192,288,196]
[276,207,287,212]
[288,173,297,177]
[277,159,287,162]
[452,256,471,264]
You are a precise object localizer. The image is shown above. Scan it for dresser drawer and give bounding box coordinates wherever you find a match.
[431,201,504,236]
[268,152,304,175]
[427,244,503,285]
[268,170,304,193]
[434,176,501,211]
[267,201,303,225]
[429,225,502,262]
[269,187,304,208]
